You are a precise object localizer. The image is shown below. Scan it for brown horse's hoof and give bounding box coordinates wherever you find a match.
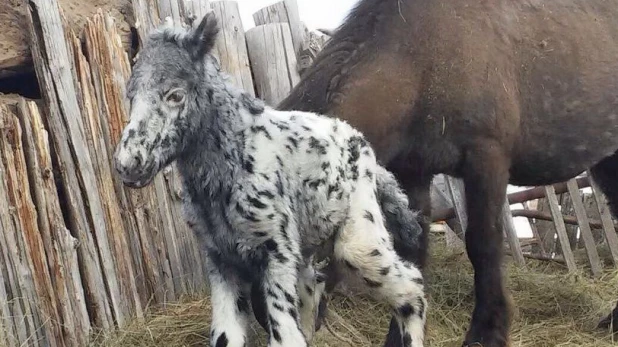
[597,311,618,333]
[462,324,510,347]
[462,312,511,347]
[462,338,510,347]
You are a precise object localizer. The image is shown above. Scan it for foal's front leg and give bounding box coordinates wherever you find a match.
[208,266,251,347]
[261,242,307,347]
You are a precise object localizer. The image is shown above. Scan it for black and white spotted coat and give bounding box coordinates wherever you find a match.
[114,13,427,347]
[176,70,426,346]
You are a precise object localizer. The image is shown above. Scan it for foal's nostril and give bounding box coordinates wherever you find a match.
[133,154,142,167]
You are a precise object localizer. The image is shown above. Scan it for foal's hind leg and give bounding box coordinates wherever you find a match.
[380,175,432,347]
[590,152,618,333]
[297,263,326,342]
[335,196,427,346]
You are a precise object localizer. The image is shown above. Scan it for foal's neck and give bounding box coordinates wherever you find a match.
[177,60,265,202]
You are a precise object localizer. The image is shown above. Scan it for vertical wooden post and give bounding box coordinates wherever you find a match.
[502,200,525,266]
[588,170,618,267]
[535,197,557,255]
[430,176,464,240]
[210,1,255,95]
[18,99,91,345]
[522,201,548,257]
[253,0,306,57]
[445,176,468,232]
[544,185,577,271]
[0,104,45,346]
[26,0,118,329]
[246,23,300,105]
[566,179,602,276]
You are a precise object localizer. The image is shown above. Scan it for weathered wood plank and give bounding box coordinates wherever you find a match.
[82,11,147,316]
[502,200,525,266]
[26,0,116,329]
[19,99,91,345]
[581,192,605,244]
[588,170,618,267]
[0,106,30,347]
[522,201,547,257]
[132,0,162,48]
[72,19,143,320]
[430,176,464,240]
[0,104,43,346]
[82,10,150,307]
[246,23,301,105]
[1,105,63,347]
[544,185,577,272]
[566,178,603,276]
[445,176,468,233]
[211,1,255,95]
[253,0,306,58]
[559,193,579,249]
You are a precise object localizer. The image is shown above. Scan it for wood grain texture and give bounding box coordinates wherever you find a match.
[544,185,577,272]
[588,170,618,268]
[211,1,255,96]
[26,0,118,329]
[253,0,306,57]
[502,199,525,266]
[246,22,300,105]
[566,178,602,276]
[19,99,91,346]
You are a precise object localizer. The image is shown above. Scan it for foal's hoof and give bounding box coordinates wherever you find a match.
[315,294,328,331]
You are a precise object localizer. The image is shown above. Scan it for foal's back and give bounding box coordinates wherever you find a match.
[281,0,618,185]
[249,108,369,246]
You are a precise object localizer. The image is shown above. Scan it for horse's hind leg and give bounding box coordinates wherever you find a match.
[590,152,618,333]
[334,194,427,347]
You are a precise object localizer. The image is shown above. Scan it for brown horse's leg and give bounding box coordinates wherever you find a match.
[461,143,512,347]
[589,152,618,333]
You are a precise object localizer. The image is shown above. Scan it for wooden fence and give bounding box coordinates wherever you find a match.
[0,0,329,345]
[1,0,618,346]
[433,173,618,277]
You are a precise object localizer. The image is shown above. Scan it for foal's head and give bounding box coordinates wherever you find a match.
[114,13,220,188]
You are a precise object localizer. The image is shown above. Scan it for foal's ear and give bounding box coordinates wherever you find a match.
[185,11,220,61]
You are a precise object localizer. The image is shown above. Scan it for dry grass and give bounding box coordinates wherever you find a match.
[92,233,618,347]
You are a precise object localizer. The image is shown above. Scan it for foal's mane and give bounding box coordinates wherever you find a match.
[278,0,400,112]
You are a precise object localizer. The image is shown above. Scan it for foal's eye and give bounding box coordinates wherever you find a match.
[165,89,186,105]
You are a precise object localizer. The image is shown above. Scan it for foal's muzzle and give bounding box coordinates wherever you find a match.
[113,147,157,189]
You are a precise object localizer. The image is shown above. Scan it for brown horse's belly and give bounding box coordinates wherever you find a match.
[509,121,618,186]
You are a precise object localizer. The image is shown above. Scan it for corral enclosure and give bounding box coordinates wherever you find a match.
[1,0,618,346]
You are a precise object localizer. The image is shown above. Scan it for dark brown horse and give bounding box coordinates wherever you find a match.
[277,0,618,346]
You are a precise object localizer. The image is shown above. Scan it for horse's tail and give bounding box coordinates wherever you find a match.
[375,165,428,268]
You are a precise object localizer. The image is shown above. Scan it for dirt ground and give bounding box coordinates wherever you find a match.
[0,0,132,76]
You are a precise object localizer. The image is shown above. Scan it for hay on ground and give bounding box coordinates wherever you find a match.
[92,232,618,347]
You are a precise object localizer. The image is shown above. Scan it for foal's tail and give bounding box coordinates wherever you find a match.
[374,166,428,268]
[314,166,428,334]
